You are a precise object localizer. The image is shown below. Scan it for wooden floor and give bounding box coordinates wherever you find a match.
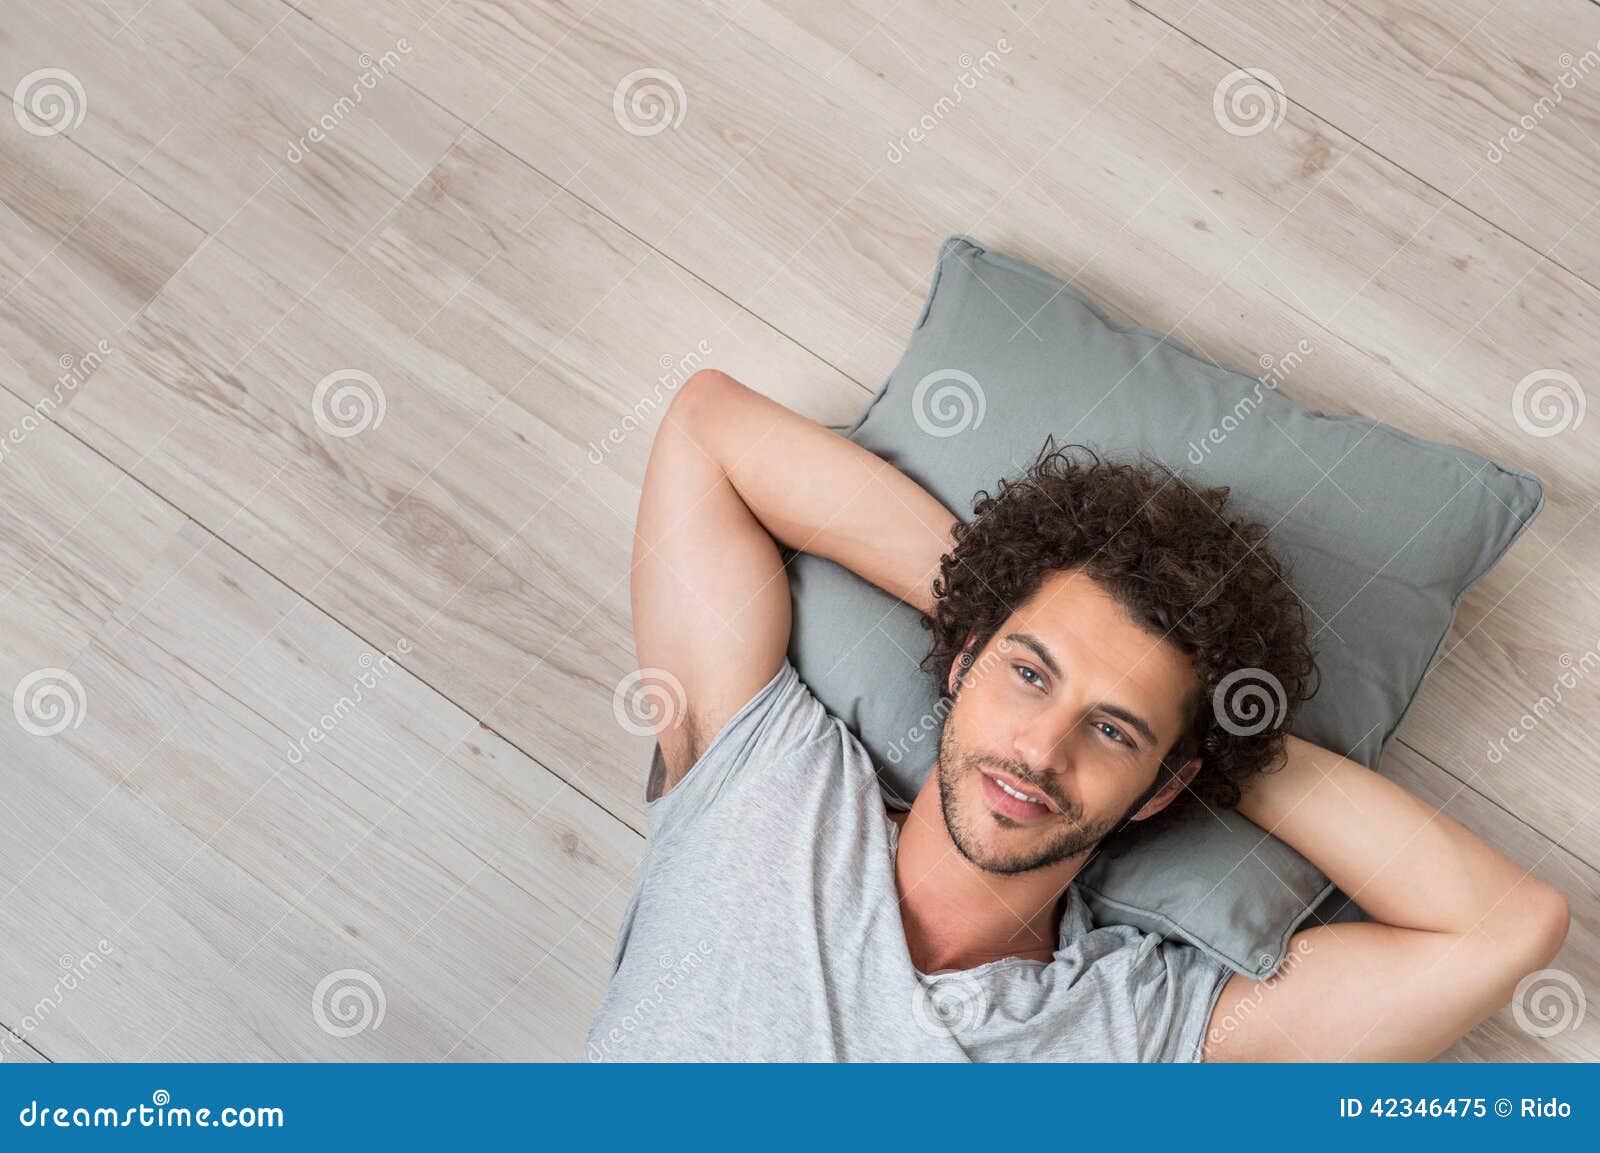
[1,0,1597,1061]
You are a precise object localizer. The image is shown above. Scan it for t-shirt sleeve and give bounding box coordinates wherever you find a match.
[643,658,833,842]
[1130,931,1236,1063]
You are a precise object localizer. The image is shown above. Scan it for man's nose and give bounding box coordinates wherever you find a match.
[1011,709,1080,777]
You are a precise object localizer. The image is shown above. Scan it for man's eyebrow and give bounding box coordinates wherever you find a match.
[1002,631,1160,748]
[1004,632,1062,678]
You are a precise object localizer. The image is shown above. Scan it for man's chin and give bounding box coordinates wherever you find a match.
[948,807,1084,875]
[952,834,1070,876]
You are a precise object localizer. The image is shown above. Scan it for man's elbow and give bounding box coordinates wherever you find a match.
[1506,885,1571,974]
[673,369,742,424]
[659,369,743,455]
[1531,888,1572,967]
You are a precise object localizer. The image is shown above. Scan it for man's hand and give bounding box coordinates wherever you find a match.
[1202,734,1570,1060]
[631,370,959,800]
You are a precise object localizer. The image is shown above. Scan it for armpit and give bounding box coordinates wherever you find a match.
[646,709,703,802]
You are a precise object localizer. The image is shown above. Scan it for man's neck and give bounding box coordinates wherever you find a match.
[889,781,1087,973]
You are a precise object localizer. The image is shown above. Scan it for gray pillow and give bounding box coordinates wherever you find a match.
[788,234,1544,979]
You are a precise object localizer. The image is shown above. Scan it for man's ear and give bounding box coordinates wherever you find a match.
[947,632,980,697]
[1130,755,1202,821]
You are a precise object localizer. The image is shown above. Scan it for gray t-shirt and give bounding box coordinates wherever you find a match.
[585,659,1233,1061]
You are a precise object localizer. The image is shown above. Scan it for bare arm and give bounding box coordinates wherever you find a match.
[632,369,958,800]
[685,372,960,616]
[1202,734,1571,1061]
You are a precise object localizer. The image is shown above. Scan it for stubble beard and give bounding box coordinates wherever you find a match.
[934,710,1146,877]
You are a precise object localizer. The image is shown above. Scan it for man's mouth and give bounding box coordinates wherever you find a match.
[979,769,1059,823]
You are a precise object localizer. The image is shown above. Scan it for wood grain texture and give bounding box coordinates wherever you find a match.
[1134,0,1600,286]
[2,518,641,1060]
[0,0,1595,1061]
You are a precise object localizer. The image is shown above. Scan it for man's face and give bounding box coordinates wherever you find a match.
[935,568,1201,876]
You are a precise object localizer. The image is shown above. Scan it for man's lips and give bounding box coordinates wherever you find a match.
[979,769,1060,823]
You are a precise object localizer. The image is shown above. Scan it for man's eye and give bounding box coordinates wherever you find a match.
[1014,664,1042,687]
[1095,721,1128,745]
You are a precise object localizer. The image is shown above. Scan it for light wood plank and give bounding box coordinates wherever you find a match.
[1135,0,1600,286]
[0,1026,50,1062]
[0,0,462,298]
[0,125,206,393]
[0,385,188,702]
[1,518,642,1060]
[0,385,187,1063]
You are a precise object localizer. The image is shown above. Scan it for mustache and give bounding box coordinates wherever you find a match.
[970,755,1069,813]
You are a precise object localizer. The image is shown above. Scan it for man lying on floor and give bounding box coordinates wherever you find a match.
[585,369,1569,1062]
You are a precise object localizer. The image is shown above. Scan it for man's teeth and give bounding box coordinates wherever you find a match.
[993,776,1044,805]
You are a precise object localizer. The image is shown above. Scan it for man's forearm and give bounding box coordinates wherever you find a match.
[1238,735,1568,949]
[684,370,959,615]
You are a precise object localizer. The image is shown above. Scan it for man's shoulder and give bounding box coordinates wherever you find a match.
[646,659,880,838]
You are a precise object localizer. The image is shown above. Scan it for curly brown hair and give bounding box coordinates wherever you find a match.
[921,438,1319,819]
